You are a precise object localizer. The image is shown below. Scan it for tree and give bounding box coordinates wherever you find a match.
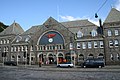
[0,22,8,32]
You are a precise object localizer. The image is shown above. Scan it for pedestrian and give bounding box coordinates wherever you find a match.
[39,61,42,67]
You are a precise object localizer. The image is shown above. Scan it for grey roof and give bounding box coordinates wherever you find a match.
[22,25,43,35]
[104,8,120,23]
[61,19,98,35]
[61,19,96,28]
[0,22,24,35]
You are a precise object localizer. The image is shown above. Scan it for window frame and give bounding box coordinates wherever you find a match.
[88,42,92,49]
[115,29,119,36]
[108,30,112,36]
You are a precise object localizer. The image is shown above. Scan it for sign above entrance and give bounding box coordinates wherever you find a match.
[39,31,64,45]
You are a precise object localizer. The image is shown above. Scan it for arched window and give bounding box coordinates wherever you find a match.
[98,53,104,59]
[58,53,63,57]
[91,29,97,37]
[88,54,94,59]
[79,54,84,60]
[108,30,112,36]
[77,30,83,38]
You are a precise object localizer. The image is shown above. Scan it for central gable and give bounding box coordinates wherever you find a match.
[43,17,60,28]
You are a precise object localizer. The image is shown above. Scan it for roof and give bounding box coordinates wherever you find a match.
[104,8,120,23]
[61,19,96,28]
[0,22,24,35]
[61,19,98,35]
[22,25,43,35]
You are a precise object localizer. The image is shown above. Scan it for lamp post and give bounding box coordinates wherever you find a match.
[95,13,106,65]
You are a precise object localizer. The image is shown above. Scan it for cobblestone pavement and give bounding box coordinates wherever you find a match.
[0,66,120,80]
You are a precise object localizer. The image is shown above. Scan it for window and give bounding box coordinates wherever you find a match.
[117,54,120,60]
[82,42,86,49]
[108,30,112,36]
[16,39,19,42]
[91,29,97,37]
[115,30,119,36]
[16,36,22,42]
[110,54,113,61]
[3,39,6,44]
[109,40,113,48]
[25,37,29,42]
[18,55,21,59]
[31,46,33,51]
[114,40,119,47]
[17,46,20,51]
[77,30,83,38]
[21,46,24,51]
[100,41,104,48]
[79,54,84,60]
[11,46,13,52]
[0,40,3,44]
[77,43,81,49]
[59,45,62,49]
[7,39,10,44]
[88,42,92,49]
[14,46,17,52]
[94,41,98,48]
[70,43,73,49]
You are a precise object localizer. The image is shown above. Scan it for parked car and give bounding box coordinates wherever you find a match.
[4,61,17,66]
[57,62,74,68]
[81,58,105,68]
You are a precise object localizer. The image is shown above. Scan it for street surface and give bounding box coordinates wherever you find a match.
[0,66,120,80]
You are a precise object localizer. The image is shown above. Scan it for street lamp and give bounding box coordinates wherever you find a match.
[95,13,106,65]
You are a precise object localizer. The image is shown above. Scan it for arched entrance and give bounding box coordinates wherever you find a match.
[48,53,54,64]
[58,53,64,63]
[39,54,44,63]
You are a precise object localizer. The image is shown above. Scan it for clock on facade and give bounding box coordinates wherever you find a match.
[48,38,53,43]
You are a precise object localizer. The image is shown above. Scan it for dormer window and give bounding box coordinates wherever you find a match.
[25,35,31,42]
[25,37,29,42]
[91,29,97,37]
[77,30,83,38]
[16,36,22,42]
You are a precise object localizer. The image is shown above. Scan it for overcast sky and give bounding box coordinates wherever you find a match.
[0,0,120,31]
